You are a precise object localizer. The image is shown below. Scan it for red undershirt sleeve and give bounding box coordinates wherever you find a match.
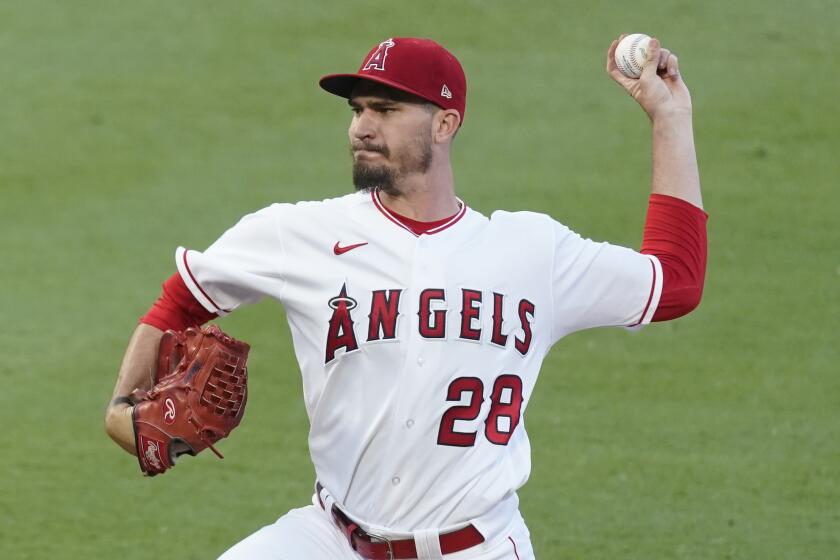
[640,194,709,322]
[140,273,217,331]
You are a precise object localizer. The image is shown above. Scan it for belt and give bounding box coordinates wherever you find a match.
[316,482,485,559]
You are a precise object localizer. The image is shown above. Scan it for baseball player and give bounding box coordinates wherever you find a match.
[105,35,707,559]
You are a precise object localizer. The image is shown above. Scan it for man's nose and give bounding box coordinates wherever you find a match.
[351,110,376,141]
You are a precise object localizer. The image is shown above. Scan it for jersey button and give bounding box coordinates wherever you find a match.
[392,477,401,486]
[406,419,414,428]
[417,357,425,367]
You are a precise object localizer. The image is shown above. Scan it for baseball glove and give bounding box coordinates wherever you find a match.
[131,324,250,476]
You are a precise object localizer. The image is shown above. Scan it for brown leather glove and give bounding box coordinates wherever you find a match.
[131,325,250,476]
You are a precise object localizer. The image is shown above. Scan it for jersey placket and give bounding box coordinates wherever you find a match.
[375,232,448,516]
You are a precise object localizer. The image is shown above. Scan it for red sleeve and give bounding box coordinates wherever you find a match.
[140,273,217,331]
[640,194,708,322]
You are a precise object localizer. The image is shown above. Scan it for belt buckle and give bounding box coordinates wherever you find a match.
[366,530,395,560]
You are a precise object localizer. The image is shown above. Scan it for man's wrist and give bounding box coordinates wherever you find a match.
[651,106,693,124]
[110,395,134,407]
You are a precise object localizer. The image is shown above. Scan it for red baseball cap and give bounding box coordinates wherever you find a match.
[320,37,467,124]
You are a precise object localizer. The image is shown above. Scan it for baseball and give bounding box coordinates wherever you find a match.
[614,33,651,79]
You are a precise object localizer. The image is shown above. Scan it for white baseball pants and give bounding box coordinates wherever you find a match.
[217,505,535,560]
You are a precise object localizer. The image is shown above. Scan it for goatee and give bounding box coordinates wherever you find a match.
[350,131,433,196]
[353,162,399,195]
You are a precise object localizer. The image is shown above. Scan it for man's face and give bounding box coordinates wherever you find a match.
[348,81,436,195]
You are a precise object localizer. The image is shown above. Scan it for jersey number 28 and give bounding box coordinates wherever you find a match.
[437,375,523,447]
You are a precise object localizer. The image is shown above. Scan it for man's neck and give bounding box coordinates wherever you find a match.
[377,163,459,221]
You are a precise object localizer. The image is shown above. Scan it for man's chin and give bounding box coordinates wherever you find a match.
[352,163,394,193]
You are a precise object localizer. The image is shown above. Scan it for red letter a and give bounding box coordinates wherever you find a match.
[325,284,359,363]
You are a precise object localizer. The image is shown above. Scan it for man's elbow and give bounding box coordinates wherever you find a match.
[652,283,704,322]
[674,283,704,318]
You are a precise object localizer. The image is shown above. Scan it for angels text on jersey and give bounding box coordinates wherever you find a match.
[324,283,535,364]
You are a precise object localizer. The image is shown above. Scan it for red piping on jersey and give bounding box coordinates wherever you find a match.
[181,249,228,314]
[371,189,467,236]
[628,257,658,327]
[508,536,521,560]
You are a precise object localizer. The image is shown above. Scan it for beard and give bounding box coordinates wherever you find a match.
[351,129,433,196]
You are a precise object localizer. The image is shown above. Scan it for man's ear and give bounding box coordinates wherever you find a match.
[433,109,461,143]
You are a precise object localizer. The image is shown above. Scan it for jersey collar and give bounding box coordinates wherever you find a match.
[370,188,468,237]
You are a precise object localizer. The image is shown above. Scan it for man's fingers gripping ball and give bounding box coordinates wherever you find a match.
[650,42,679,79]
[614,34,679,81]
[131,325,250,476]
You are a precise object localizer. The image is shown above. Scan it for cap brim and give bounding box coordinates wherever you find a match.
[319,73,441,108]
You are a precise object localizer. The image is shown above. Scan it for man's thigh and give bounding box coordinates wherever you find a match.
[218,505,359,560]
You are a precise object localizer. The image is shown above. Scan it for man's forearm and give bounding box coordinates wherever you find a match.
[651,111,703,209]
[642,110,708,322]
[104,323,164,454]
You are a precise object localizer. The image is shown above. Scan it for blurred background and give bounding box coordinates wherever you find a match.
[1,1,837,558]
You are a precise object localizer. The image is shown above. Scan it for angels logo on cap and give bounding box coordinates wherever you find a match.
[319,37,468,124]
[362,39,395,72]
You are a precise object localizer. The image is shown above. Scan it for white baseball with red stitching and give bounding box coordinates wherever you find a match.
[615,33,651,79]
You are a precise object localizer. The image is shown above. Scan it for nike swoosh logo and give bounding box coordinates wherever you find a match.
[333,241,369,255]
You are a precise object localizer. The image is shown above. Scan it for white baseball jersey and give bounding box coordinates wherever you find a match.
[176,190,662,537]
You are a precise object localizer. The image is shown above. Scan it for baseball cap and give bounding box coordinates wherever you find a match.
[319,37,467,124]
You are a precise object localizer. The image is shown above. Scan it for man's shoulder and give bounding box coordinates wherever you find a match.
[487,208,562,230]
[481,209,583,250]
[258,191,367,219]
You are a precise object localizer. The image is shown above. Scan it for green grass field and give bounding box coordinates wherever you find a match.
[2,1,838,558]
